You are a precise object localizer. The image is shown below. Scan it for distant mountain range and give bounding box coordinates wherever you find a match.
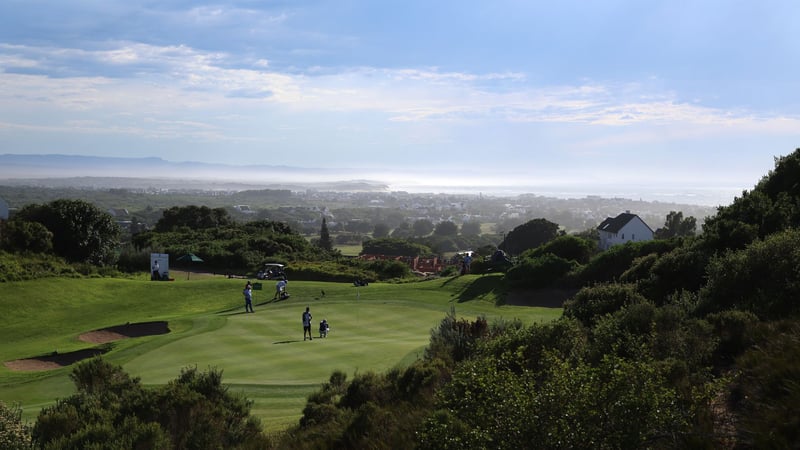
[0,154,390,192]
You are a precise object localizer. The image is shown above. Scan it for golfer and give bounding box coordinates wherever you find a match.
[302,306,313,341]
[243,282,254,313]
[274,278,287,300]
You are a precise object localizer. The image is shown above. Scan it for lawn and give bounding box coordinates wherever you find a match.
[0,274,562,432]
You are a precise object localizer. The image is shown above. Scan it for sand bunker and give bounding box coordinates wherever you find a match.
[4,348,109,372]
[4,321,170,372]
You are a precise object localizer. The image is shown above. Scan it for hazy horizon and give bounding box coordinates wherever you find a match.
[0,153,741,206]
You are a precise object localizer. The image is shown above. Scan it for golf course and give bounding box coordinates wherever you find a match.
[0,273,561,432]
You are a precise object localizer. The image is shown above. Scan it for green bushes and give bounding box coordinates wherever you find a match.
[730,321,800,448]
[0,251,79,282]
[420,350,695,449]
[563,283,649,327]
[286,259,412,282]
[573,239,678,285]
[700,229,800,318]
[504,253,576,288]
[0,401,31,450]
[283,359,447,450]
[32,358,270,449]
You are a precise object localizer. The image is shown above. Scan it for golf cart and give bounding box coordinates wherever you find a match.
[256,263,286,280]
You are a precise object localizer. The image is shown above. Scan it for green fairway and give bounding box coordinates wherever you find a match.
[0,274,561,432]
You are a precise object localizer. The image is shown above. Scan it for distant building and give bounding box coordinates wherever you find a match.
[597,211,654,250]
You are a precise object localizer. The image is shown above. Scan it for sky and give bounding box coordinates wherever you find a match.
[0,1,799,203]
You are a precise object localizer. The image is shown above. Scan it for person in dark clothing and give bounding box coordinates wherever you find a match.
[302,306,313,340]
[243,281,254,313]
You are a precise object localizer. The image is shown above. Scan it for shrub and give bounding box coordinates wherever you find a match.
[563,283,649,327]
[0,251,79,282]
[731,321,800,448]
[573,239,678,285]
[33,358,270,449]
[699,229,800,318]
[526,234,595,264]
[504,253,576,288]
[0,401,32,450]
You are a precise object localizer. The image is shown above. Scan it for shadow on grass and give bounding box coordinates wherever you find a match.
[273,340,303,345]
[219,309,254,316]
[452,275,507,304]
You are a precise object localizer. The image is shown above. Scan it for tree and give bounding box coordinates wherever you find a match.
[460,221,482,236]
[0,219,53,254]
[412,219,434,237]
[499,218,560,255]
[14,199,120,265]
[433,220,458,236]
[155,205,231,232]
[361,238,431,256]
[654,211,697,239]
[390,222,411,239]
[372,223,390,238]
[319,217,333,251]
[527,234,594,264]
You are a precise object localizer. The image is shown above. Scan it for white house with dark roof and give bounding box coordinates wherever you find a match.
[597,211,654,250]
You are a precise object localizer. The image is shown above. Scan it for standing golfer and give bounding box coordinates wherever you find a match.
[243,281,254,313]
[302,306,313,340]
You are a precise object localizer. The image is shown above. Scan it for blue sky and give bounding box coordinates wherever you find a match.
[0,1,798,200]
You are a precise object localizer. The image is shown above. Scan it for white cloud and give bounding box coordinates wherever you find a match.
[0,41,797,151]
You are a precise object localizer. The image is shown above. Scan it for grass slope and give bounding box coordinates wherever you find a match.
[0,274,561,431]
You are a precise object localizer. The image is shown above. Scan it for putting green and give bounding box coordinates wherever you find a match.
[0,275,561,432]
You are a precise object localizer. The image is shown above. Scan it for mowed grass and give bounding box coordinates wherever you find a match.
[0,274,561,431]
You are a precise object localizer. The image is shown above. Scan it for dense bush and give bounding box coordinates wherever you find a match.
[630,238,711,304]
[361,238,431,257]
[283,360,447,450]
[419,351,696,449]
[699,228,800,318]
[0,219,53,254]
[730,321,800,448]
[0,251,79,282]
[504,253,576,288]
[0,401,31,450]
[425,311,489,365]
[525,234,595,264]
[563,283,649,327]
[287,260,378,282]
[572,239,679,286]
[33,358,270,449]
